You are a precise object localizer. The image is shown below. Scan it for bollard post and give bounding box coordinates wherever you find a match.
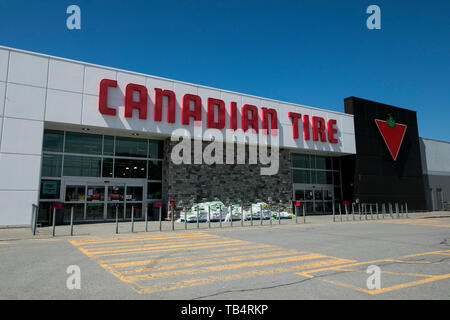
[345,204,349,221]
[405,202,408,218]
[303,204,306,224]
[172,206,175,231]
[196,207,199,229]
[241,203,244,227]
[359,204,362,220]
[396,203,399,219]
[145,206,148,232]
[230,205,233,227]
[131,205,134,233]
[376,203,379,220]
[278,210,281,225]
[208,205,211,229]
[159,206,162,231]
[332,203,335,222]
[250,205,253,226]
[339,203,342,222]
[115,205,119,234]
[260,204,263,226]
[185,207,188,230]
[370,204,373,220]
[295,205,298,224]
[352,203,355,221]
[365,204,368,220]
[401,204,404,218]
[220,206,223,229]
[32,204,38,236]
[52,207,56,237]
[70,206,74,236]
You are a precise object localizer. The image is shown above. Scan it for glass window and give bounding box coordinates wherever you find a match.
[115,137,147,158]
[149,140,163,159]
[40,180,60,199]
[103,136,114,156]
[332,157,340,171]
[65,132,102,155]
[293,169,310,184]
[147,183,162,200]
[334,187,341,200]
[43,130,64,152]
[333,171,340,186]
[86,186,105,202]
[292,154,310,168]
[148,160,162,180]
[65,185,86,202]
[316,171,327,184]
[114,159,146,178]
[63,155,101,177]
[295,189,305,201]
[324,189,333,200]
[314,190,323,201]
[316,156,332,170]
[41,154,62,177]
[108,186,124,201]
[311,171,317,184]
[102,158,113,177]
[126,186,143,201]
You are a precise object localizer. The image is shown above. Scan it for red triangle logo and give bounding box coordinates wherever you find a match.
[375,119,407,161]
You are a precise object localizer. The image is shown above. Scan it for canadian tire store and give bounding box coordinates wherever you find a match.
[0,46,448,227]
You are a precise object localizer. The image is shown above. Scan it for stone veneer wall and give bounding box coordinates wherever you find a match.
[162,138,293,218]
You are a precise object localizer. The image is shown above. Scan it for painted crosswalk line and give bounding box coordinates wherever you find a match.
[69,232,355,294]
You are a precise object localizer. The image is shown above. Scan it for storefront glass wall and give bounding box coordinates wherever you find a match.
[39,130,164,224]
[292,153,342,214]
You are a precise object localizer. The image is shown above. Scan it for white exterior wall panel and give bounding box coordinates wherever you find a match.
[0,45,356,226]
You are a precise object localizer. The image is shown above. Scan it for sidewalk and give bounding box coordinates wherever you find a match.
[0,211,449,241]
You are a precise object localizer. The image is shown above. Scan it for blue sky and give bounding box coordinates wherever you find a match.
[0,0,449,141]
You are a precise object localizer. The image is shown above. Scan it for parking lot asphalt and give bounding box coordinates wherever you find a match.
[0,212,449,300]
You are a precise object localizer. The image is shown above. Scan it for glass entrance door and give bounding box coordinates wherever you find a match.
[63,180,145,222]
[294,184,335,215]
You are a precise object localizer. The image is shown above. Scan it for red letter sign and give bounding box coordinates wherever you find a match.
[98,79,117,116]
[182,94,202,125]
[242,104,259,133]
[303,115,310,140]
[207,98,225,129]
[288,112,302,139]
[327,119,338,143]
[230,102,237,130]
[125,83,148,119]
[262,108,278,135]
[312,116,326,142]
[154,88,176,123]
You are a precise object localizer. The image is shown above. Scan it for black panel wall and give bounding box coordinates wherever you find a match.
[342,97,426,210]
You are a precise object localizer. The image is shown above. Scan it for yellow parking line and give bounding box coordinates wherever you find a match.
[81,240,248,258]
[81,237,240,253]
[121,250,305,274]
[323,273,450,295]
[71,233,216,246]
[109,245,277,268]
[124,253,330,282]
[136,258,355,294]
